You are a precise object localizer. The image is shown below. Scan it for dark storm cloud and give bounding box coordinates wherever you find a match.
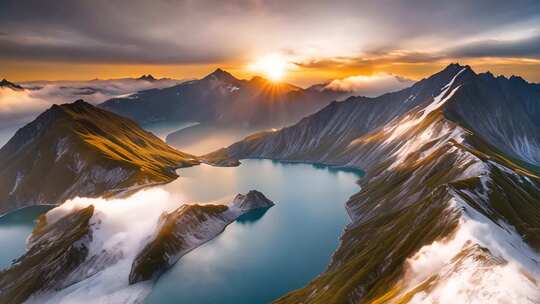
[0,0,539,64]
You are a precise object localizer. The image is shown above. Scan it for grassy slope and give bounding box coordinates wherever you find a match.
[0,100,199,213]
[63,100,199,183]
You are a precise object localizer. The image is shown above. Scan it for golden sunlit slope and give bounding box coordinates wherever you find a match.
[0,100,199,214]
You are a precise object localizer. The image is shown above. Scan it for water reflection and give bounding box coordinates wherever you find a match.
[236,207,271,225]
[0,205,53,270]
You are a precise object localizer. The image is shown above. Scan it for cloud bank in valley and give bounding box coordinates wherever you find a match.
[34,188,183,303]
[324,73,415,97]
[0,78,182,129]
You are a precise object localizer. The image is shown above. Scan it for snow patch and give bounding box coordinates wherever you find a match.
[402,195,540,303]
[55,137,70,161]
[9,172,24,196]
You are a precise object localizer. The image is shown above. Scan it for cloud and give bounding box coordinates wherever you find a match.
[40,188,183,303]
[0,78,183,129]
[449,34,540,58]
[324,73,415,97]
[0,0,539,66]
[0,88,49,128]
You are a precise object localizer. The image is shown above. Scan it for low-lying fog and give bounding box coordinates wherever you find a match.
[0,78,183,145]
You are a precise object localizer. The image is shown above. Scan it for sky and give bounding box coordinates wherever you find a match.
[1,0,540,86]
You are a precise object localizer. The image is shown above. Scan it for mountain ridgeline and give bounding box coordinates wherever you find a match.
[0,79,24,90]
[99,68,344,129]
[205,64,540,303]
[0,100,199,215]
[206,64,540,168]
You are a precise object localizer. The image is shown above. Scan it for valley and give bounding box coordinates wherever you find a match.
[0,64,539,304]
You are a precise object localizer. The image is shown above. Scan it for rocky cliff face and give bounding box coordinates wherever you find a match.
[0,100,199,215]
[129,190,274,284]
[205,64,540,303]
[0,205,95,303]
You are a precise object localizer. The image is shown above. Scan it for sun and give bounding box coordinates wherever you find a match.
[248,54,288,82]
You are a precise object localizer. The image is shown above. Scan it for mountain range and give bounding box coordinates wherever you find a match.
[0,76,185,137]
[0,64,539,303]
[99,68,346,129]
[0,79,24,91]
[204,63,540,303]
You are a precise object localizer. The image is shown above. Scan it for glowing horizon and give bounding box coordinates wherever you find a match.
[1,1,539,85]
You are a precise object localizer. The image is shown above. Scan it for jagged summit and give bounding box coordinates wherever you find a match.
[430,63,475,81]
[207,64,540,167]
[0,78,24,90]
[203,68,239,83]
[137,74,157,81]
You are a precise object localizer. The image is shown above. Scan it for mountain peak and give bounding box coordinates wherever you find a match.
[49,99,92,114]
[0,78,24,90]
[441,63,473,75]
[0,99,199,216]
[249,75,269,85]
[203,68,239,83]
[137,74,157,81]
[509,75,527,84]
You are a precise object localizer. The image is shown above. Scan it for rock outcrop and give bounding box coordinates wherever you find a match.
[0,205,95,303]
[232,190,275,211]
[129,190,274,284]
[0,78,24,90]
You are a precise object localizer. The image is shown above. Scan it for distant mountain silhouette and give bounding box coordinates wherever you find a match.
[0,78,24,90]
[100,69,346,129]
[137,74,157,81]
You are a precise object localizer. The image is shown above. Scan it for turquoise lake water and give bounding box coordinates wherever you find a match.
[146,159,362,303]
[0,205,53,270]
[0,159,362,303]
